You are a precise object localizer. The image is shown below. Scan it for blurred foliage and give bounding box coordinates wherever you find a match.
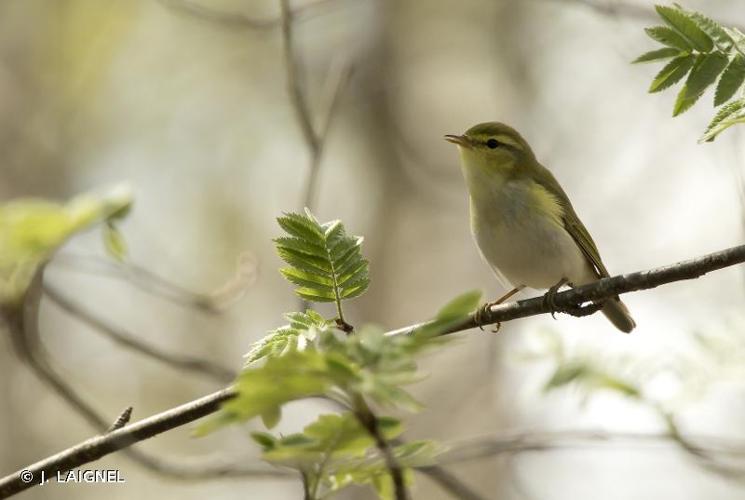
[0,185,131,308]
[198,211,481,499]
[635,4,745,141]
[252,413,440,500]
[525,322,745,416]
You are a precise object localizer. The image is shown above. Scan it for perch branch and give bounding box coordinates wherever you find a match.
[2,244,745,498]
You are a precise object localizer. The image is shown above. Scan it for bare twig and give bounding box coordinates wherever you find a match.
[43,283,235,384]
[51,253,256,313]
[156,0,340,31]
[279,0,352,210]
[536,0,745,33]
[107,407,134,433]
[3,244,745,497]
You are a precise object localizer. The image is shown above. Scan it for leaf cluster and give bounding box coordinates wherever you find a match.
[635,4,745,141]
[251,413,441,500]
[0,184,132,308]
[200,286,479,499]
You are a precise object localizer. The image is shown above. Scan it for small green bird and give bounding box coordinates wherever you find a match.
[445,122,635,333]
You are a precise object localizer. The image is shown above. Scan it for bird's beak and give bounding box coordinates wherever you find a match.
[444,134,471,148]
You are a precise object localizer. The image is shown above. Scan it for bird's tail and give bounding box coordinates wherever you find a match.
[601,297,636,333]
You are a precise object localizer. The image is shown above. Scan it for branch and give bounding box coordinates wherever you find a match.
[353,396,408,500]
[537,0,745,33]
[155,0,339,31]
[439,428,745,464]
[3,244,745,498]
[387,244,745,336]
[51,253,256,313]
[279,0,352,211]
[43,283,235,384]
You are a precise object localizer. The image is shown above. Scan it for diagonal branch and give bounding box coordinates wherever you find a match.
[2,243,745,498]
[43,283,235,384]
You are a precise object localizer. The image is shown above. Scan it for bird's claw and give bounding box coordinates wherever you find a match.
[475,301,501,333]
[543,278,568,319]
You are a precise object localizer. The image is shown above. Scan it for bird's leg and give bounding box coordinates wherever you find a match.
[476,285,526,332]
[543,278,569,319]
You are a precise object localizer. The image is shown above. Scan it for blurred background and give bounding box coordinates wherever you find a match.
[1,0,745,498]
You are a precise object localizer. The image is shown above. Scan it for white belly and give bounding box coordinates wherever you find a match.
[470,183,595,290]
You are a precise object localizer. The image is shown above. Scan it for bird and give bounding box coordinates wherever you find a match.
[445,121,635,333]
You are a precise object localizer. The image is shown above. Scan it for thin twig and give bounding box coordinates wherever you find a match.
[43,283,235,384]
[536,0,745,33]
[353,396,408,500]
[107,407,134,433]
[156,0,340,31]
[3,244,745,498]
[279,0,352,210]
[51,253,256,313]
[0,269,286,500]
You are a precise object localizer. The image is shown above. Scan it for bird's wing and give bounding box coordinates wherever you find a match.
[533,165,610,279]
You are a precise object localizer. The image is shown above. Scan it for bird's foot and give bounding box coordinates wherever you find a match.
[542,278,569,319]
[475,301,501,333]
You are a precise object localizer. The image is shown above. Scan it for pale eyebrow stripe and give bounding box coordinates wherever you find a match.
[493,134,523,150]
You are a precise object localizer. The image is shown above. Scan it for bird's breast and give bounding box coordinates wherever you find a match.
[469,179,593,289]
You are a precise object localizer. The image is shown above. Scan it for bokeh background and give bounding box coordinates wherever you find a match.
[2,0,745,499]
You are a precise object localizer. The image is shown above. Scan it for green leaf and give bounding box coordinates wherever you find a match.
[701,98,745,142]
[655,5,713,52]
[645,26,693,51]
[0,184,133,308]
[714,54,745,106]
[673,52,729,116]
[260,406,281,429]
[196,350,338,435]
[682,7,734,51]
[250,431,277,449]
[102,222,127,262]
[649,54,696,93]
[632,47,683,64]
[274,209,370,310]
[435,290,482,320]
[544,360,640,398]
[244,310,327,365]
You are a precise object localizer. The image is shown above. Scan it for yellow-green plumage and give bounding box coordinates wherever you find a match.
[446,122,635,333]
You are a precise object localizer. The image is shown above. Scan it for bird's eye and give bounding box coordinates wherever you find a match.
[486,138,500,149]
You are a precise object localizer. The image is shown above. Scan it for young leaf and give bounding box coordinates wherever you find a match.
[682,7,734,51]
[102,222,127,262]
[196,350,342,435]
[244,310,328,365]
[632,47,683,64]
[673,52,729,116]
[275,209,369,314]
[655,5,713,53]
[0,185,133,307]
[414,289,482,338]
[701,98,745,142]
[544,360,640,398]
[714,54,745,106]
[649,54,696,93]
[645,26,693,51]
